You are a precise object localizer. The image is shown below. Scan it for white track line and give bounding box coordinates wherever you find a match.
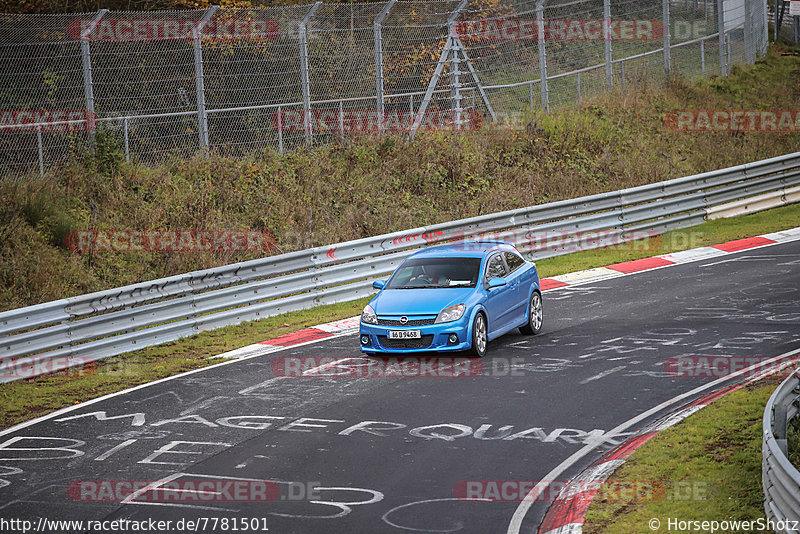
[505,346,800,534]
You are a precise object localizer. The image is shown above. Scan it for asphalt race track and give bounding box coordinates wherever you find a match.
[1,239,799,534]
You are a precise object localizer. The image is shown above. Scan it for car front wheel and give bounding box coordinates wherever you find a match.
[519,291,543,335]
[468,312,488,357]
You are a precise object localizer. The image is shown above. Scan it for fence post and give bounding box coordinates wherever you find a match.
[701,38,706,75]
[299,2,322,145]
[604,0,613,89]
[447,0,470,129]
[529,82,534,110]
[576,71,581,103]
[743,0,753,62]
[338,100,344,136]
[410,0,468,136]
[80,9,108,150]
[536,0,549,113]
[374,0,396,134]
[450,30,463,128]
[193,5,219,154]
[726,31,731,67]
[123,117,130,162]
[36,125,44,176]
[450,37,497,122]
[663,0,671,76]
[717,0,728,76]
[277,107,283,154]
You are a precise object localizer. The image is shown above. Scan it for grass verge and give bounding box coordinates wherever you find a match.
[0,297,369,429]
[582,377,787,533]
[1,45,798,312]
[1,202,799,430]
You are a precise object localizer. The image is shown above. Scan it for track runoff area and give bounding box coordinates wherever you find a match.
[0,228,799,534]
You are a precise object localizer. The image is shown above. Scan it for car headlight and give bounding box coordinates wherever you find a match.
[361,304,378,324]
[435,303,466,324]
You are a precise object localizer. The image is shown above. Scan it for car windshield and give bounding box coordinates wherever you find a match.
[386,257,482,289]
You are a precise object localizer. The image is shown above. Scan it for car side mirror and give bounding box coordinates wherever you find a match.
[372,279,386,290]
[487,277,507,289]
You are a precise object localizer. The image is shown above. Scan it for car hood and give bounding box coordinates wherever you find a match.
[373,288,474,316]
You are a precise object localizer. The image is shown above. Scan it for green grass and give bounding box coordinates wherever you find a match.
[583,378,785,533]
[1,44,798,312]
[0,296,369,429]
[2,202,799,430]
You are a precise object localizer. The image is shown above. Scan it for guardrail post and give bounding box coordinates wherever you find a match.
[536,0,549,113]
[604,0,613,89]
[80,9,108,150]
[663,0,671,75]
[717,0,728,76]
[36,125,44,176]
[300,2,322,145]
[193,6,219,155]
[374,0,396,134]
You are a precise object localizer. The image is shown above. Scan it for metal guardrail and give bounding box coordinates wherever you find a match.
[763,369,800,532]
[1,151,799,382]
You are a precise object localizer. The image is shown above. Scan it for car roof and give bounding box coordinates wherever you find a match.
[408,241,518,258]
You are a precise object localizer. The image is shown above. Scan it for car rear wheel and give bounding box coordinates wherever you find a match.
[519,291,543,335]
[468,313,488,358]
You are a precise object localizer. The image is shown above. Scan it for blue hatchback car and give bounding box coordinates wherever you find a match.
[359,241,542,357]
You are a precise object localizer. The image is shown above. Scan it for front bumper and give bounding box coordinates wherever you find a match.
[359,315,472,353]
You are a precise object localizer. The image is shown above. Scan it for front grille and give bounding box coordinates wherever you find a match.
[379,335,434,349]
[377,317,436,326]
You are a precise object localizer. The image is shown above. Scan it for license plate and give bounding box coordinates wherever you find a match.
[388,330,421,339]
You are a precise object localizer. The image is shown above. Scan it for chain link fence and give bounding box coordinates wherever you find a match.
[770,0,799,42]
[0,0,768,176]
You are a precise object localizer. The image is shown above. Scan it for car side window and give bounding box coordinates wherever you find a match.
[505,252,525,273]
[485,254,508,280]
